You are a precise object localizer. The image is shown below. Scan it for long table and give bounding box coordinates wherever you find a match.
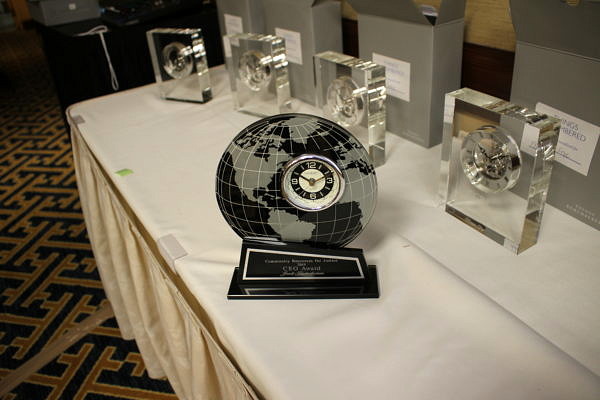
[68,66,600,400]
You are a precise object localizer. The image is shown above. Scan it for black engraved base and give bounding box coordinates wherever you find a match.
[227,266,379,299]
[227,239,379,300]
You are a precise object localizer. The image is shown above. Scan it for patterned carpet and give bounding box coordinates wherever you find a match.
[0,30,177,399]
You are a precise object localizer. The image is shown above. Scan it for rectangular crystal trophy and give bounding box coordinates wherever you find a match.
[146,28,212,103]
[224,33,292,116]
[314,51,386,167]
[439,88,560,254]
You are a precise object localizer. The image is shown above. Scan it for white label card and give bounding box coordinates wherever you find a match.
[275,28,302,65]
[224,13,243,35]
[372,53,410,102]
[520,124,540,157]
[443,94,455,124]
[222,36,232,58]
[536,102,599,176]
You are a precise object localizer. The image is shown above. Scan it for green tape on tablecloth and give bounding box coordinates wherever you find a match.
[115,169,133,176]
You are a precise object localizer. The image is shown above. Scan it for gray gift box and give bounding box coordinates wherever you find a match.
[510,0,600,231]
[262,0,342,105]
[215,0,265,37]
[27,0,99,26]
[349,0,465,148]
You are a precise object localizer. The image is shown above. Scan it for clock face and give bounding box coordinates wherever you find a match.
[238,50,272,91]
[162,42,193,79]
[460,125,521,193]
[281,154,344,211]
[326,76,365,128]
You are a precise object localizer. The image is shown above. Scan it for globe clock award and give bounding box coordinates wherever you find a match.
[216,114,379,299]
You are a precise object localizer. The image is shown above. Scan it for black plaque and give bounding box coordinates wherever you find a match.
[227,239,379,299]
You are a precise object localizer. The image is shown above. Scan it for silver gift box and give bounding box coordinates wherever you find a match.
[349,0,465,148]
[262,0,342,105]
[510,0,600,231]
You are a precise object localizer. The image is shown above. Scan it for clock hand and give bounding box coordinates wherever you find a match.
[489,153,506,162]
[299,174,312,183]
[478,146,489,159]
[299,174,316,186]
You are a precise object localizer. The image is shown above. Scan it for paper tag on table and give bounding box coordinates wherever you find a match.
[275,28,302,65]
[372,53,410,102]
[224,13,243,35]
[157,234,188,272]
[536,102,599,176]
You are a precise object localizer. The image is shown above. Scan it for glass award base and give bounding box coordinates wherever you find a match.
[314,51,386,167]
[440,88,560,254]
[227,240,379,300]
[225,33,292,117]
[147,28,212,103]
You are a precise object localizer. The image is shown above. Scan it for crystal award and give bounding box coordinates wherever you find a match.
[314,51,386,167]
[225,33,292,116]
[146,28,212,103]
[440,88,560,254]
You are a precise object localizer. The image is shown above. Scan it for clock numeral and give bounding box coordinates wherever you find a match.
[308,161,316,169]
[309,192,317,200]
[291,178,298,185]
[326,177,333,184]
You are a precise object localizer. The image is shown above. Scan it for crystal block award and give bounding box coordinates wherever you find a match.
[146,28,212,103]
[224,33,292,116]
[440,88,560,254]
[216,114,379,299]
[314,51,386,167]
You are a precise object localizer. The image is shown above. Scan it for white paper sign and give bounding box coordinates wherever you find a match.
[536,102,599,176]
[224,13,243,35]
[520,124,540,157]
[372,53,410,102]
[443,94,455,124]
[275,28,302,65]
[222,36,232,58]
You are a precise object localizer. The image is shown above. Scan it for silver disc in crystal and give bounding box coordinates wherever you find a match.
[326,76,365,127]
[161,42,194,79]
[460,125,522,193]
[238,50,272,91]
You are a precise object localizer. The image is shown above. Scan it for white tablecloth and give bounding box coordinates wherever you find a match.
[69,66,600,400]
